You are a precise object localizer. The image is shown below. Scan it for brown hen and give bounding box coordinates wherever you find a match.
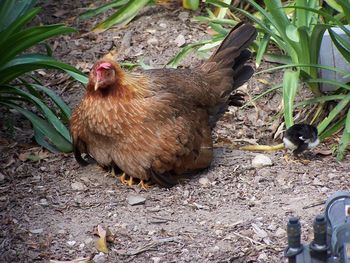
[70,23,257,188]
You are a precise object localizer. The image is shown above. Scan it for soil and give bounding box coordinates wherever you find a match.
[1,1,350,263]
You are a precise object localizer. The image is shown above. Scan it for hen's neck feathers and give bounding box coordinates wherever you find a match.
[86,62,150,101]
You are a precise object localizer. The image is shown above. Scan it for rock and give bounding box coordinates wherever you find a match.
[39,166,46,171]
[39,198,49,207]
[93,252,106,263]
[275,227,286,238]
[79,243,85,249]
[30,228,43,234]
[71,181,86,191]
[174,34,186,47]
[178,12,189,21]
[67,240,76,247]
[127,195,146,206]
[199,177,210,187]
[147,37,158,46]
[252,154,273,168]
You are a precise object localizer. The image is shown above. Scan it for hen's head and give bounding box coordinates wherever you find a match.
[89,59,121,92]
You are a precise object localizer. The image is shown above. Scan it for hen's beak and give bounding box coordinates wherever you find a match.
[94,80,99,91]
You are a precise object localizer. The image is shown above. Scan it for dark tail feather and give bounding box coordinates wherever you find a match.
[73,139,95,166]
[202,22,257,73]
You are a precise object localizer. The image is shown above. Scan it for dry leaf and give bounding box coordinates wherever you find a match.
[49,257,90,263]
[96,225,109,253]
[257,78,271,85]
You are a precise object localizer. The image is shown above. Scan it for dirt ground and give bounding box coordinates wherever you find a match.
[1,1,350,262]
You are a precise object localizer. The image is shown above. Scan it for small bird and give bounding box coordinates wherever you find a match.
[70,23,257,188]
[283,124,320,155]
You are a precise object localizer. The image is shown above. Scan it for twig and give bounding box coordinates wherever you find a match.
[116,237,179,256]
[149,216,177,224]
[303,201,325,209]
[232,231,264,246]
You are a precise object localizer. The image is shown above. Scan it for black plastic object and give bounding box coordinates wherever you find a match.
[284,192,350,263]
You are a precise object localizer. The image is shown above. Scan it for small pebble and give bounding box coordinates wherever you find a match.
[252,154,273,168]
[39,198,49,207]
[159,22,167,28]
[30,228,43,234]
[275,227,286,238]
[152,257,161,263]
[174,34,186,47]
[199,177,210,187]
[67,240,76,247]
[71,182,86,191]
[93,252,106,263]
[57,229,67,235]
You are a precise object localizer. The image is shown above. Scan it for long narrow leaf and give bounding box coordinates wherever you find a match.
[93,0,150,32]
[0,7,39,43]
[317,94,350,134]
[336,109,350,161]
[0,0,36,31]
[0,86,71,141]
[79,0,128,20]
[0,101,72,152]
[0,54,88,84]
[283,70,299,128]
[0,25,76,66]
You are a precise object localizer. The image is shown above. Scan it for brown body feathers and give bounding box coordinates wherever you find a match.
[70,23,257,187]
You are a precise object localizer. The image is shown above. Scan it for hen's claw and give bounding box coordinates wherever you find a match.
[138,180,152,190]
[118,173,127,184]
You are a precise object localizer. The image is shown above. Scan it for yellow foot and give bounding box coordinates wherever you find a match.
[138,180,152,190]
[118,172,127,185]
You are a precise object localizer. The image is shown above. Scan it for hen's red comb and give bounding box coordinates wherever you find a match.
[96,62,112,80]
[97,62,112,71]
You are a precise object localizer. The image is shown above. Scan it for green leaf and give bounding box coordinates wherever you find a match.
[328,29,350,63]
[255,33,271,68]
[0,101,72,152]
[317,94,350,134]
[286,24,299,42]
[28,83,72,120]
[0,86,71,141]
[283,70,299,128]
[93,0,150,32]
[336,108,350,161]
[167,38,215,68]
[79,0,129,20]
[319,117,346,141]
[183,0,200,11]
[0,24,76,66]
[0,0,37,31]
[0,54,88,84]
[0,7,40,43]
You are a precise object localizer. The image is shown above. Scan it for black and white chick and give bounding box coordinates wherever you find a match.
[283,124,320,155]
